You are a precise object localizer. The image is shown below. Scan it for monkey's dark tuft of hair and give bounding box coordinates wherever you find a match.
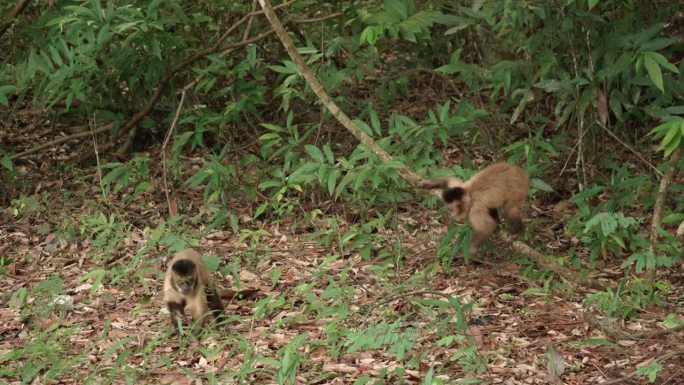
[172,259,196,276]
[442,187,464,203]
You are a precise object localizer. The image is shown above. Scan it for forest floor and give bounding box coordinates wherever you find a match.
[1,124,683,385]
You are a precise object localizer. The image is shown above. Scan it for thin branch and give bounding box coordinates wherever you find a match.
[10,122,115,160]
[646,147,681,281]
[584,312,626,340]
[597,120,663,177]
[161,86,188,217]
[90,113,106,199]
[513,241,607,291]
[0,0,31,39]
[559,125,589,176]
[602,348,684,385]
[290,13,344,24]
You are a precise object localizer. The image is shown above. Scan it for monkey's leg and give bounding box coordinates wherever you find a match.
[187,293,211,326]
[468,207,498,256]
[502,201,525,238]
[167,301,186,331]
[205,286,225,324]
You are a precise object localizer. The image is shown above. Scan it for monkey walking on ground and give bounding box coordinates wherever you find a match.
[163,248,224,331]
[420,162,530,257]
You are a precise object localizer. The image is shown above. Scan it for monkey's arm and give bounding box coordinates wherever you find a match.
[419,178,450,189]
[205,285,225,323]
[166,301,186,330]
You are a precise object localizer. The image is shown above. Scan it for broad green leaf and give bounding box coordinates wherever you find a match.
[304,145,324,163]
[531,178,554,192]
[664,133,681,157]
[588,0,599,10]
[662,213,684,224]
[202,254,220,273]
[327,169,341,196]
[643,54,664,93]
[644,51,679,73]
[1,155,13,171]
[323,144,334,164]
[658,123,680,150]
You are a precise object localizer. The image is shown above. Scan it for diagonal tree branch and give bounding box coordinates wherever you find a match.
[0,0,31,39]
[257,0,421,186]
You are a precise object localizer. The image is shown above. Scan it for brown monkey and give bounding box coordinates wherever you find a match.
[163,248,224,330]
[420,162,529,256]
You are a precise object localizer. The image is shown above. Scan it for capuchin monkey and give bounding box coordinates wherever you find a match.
[163,248,224,330]
[420,162,530,257]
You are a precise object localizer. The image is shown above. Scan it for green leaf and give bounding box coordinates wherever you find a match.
[643,53,664,93]
[658,123,681,150]
[335,171,355,199]
[643,51,679,73]
[202,254,220,273]
[369,110,382,136]
[662,213,684,224]
[663,133,681,157]
[254,203,268,219]
[530,178,554,192]
[587,0,599,10]
[1,155,13,171]
[353,167,371,190]
[353,119,374,136]
[304,145,324,163]
[327,169,341,196]
[0,84,18,107]
[323,144,334,164]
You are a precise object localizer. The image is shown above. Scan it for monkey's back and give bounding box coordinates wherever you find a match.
[466,162,529,208]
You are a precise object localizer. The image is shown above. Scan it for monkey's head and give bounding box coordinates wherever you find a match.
[442,180,470,222]
[420,177,471,222]
[171,259,198,295]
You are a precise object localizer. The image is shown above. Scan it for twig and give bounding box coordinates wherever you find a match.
[290,13,344,24]
[559,125,589,176]
[646,147,680,281]
[602,348,684,385]
[661,368,682,385]
[584,312,626,340]
[10,122,115,160]
[90,113,106,199]
[632,323,684,340]
[0,0,31,39]
[161,86,188,217]
[587,311,684,341]
[596,120,663,177]
[243,1,259,41]
[375,289,457,307]
[513,241,607,291]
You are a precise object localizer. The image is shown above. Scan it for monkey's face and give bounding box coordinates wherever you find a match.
[442,180,469,222]
[175,276,197,295]
[448,200,469,222]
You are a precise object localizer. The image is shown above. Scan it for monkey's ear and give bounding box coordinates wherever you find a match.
[442,187,465,203]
